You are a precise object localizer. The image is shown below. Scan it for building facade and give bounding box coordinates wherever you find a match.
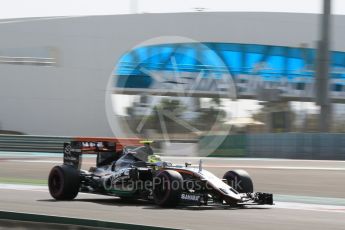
[0,12,344,136]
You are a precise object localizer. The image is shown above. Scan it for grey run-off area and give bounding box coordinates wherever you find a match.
[0,152,345,229]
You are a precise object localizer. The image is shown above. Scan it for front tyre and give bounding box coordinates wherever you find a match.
[223,169,253,193]
[153,170,183,207]
[48,165,80,200]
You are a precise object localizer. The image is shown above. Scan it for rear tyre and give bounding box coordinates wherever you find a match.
[223,169,253,193]
[153,170,183,207]
[48,165,80,200]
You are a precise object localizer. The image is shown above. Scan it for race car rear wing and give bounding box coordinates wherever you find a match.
[63,137,141,169]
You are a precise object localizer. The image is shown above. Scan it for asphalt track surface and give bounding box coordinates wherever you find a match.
[1,152,345,229]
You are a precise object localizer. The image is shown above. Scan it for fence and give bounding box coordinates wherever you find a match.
[0,135,71,153]
[246,133,345,159]
[0,133,344,160]
[200,134,246,157]
[202,133,345,160]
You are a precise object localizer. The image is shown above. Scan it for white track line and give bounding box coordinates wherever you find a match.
[7,160,94,165]
[203,165,345,171]
[8,160,62,164]
[0,184,47,192]
[274,201,345,214]
[0,184,344,213]
[6,159,345,171]
[163,156,345,163]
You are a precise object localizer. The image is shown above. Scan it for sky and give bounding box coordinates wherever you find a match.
[0,0,344,19]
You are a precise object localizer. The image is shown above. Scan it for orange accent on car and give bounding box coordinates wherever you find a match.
[74,137,141,152]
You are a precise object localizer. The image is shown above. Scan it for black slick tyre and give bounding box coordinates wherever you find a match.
[153,170,183,207]
[48,165,80,200]
[223,169,253,193]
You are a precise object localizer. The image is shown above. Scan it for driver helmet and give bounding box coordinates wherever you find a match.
[148,154,162,163]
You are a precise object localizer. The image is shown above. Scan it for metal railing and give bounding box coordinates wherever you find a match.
[0,135,71,153]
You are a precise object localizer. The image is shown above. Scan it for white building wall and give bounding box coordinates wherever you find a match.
[0,12,344,136]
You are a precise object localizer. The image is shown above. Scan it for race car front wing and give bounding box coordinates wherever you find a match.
[179,192,273,206]
[239,192,274,205]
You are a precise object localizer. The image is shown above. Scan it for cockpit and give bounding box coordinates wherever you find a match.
[113,145,154,171]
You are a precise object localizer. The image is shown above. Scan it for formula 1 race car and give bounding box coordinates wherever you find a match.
[48,138,273,207]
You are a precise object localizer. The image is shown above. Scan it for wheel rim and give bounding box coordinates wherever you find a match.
[153,173,170,203]
[49,169,63,196]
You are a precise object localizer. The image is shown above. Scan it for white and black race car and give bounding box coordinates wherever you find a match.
[48,139,273,207]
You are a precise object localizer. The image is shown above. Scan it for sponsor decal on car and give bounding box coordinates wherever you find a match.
[181,193,201,201]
